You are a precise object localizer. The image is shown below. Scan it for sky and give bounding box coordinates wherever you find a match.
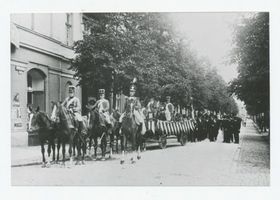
[167,12,249,83]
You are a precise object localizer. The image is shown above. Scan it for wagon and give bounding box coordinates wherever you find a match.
[143,115,196,149]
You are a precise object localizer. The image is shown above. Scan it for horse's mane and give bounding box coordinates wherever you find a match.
[36,111,52,128]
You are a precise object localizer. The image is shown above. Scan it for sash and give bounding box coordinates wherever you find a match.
[66,97,76,109]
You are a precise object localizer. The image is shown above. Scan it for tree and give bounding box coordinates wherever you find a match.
[229,13,269,115]
[71,13,237,115]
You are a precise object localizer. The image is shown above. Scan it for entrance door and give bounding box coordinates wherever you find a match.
[27,68,46,111]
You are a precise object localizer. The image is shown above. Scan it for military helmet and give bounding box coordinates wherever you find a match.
[99,89,105,94]
[130,85,136,92]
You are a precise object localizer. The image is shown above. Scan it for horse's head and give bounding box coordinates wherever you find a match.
[111,108,121,121]
[50,101,61,123]
[28,106,49,132]
[87,106,100,129]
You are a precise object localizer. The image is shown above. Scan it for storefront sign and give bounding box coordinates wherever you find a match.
[12,93,22,129]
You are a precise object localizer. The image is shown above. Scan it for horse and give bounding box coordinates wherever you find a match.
[73,115,88,164]
[120,104,143,164]
[50,102,81,165]
[108,109,122,154]
[28,106,56,167]
[87,107,109,161]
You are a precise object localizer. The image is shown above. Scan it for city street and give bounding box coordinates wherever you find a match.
[11,119,269,186]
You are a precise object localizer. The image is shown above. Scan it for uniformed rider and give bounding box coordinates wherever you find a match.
[62,85,83,132]
[165,96,174,121]
[146,97,157,119]
[119,83,146,134]
[91,89,112,126]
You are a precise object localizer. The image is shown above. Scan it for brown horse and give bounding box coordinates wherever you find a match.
[28,106,56,167]
[109,109,122,154]
[50,102,77,165]
[87,107,108,161]
[120,105,143,164]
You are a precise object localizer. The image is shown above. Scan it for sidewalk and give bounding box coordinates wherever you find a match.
[12,145,43,167]
[231,119,270,185]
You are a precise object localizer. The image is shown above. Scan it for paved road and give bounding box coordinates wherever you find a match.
[11,120,269,186]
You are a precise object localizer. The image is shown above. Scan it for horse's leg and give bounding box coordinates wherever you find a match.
[75,135,82,165]
[41,143,46,168]
[68,131,74,165]
[73,138,76,157]
[51,139,56,162]
[137,134,141,160]
[93,136,98,160]
[109,131,114,159]
[46,142,51,167]
[130,130,137,164]
[62,142,66,167]
[82,136,86,165]
[88,135,92,156]
[116,134,119,154]
[101,130,107,161]
[120,133,125,164]
[56,139,61,163]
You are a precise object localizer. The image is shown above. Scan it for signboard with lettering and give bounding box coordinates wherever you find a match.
[12,93,22,129]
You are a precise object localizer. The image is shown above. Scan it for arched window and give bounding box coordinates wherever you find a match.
[64,81,73,99]
[27,68,46,111]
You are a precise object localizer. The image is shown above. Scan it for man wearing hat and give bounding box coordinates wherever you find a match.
[146,97,157,119]
[62,85,83,131]
[93,89,111,126]
[165,96,174,121]
[119,81,146,135]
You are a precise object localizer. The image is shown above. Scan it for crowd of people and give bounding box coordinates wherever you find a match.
[62,79,242,145]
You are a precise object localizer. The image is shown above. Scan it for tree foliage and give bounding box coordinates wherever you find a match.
[229,13,269,115]
[71,13,238,114]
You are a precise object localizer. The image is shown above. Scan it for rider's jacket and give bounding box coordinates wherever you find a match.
[165,102,174,121]
[124,96,141,113]
[96,98,110,113]
[62,96,81,114]
[147,101,157,113]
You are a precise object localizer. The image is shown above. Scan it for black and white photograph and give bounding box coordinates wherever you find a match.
[9,11,270,186]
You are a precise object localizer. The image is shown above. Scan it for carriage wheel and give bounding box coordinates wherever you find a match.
[158,135,167,149]
[180,133,187,146]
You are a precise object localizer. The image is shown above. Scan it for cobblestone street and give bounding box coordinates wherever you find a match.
[11,119,269,186]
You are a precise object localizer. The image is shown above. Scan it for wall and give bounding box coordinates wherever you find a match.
[11,13,83,146]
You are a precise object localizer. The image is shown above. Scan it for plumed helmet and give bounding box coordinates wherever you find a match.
[130,85,136,92]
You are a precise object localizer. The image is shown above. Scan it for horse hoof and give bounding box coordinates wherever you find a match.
[120,160,124,165]
[101,157,106,161]
[131,160,136,164]
[46,162,51,168]
[41,163,46,168]
[82,160,85,165]
[137,156,141,160]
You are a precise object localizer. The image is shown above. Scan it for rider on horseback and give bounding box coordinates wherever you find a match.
[165,96,174,121]
[91,89,112,127]
[119,80,146,135]
[62,85,83,132]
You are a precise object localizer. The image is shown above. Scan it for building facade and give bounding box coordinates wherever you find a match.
[11,13,84,146]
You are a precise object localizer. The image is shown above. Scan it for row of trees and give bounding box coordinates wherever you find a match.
[229,13,269,116]
[71,13,238,114]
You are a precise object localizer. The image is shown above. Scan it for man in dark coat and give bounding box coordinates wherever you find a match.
[233,116,242,143]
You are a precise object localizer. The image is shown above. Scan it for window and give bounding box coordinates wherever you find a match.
[65,13,73,46]
[82,16,91,35]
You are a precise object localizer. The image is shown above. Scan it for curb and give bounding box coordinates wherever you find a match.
[11,157,71,168]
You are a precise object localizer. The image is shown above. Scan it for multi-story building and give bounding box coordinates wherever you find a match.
[10,13,84,146]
